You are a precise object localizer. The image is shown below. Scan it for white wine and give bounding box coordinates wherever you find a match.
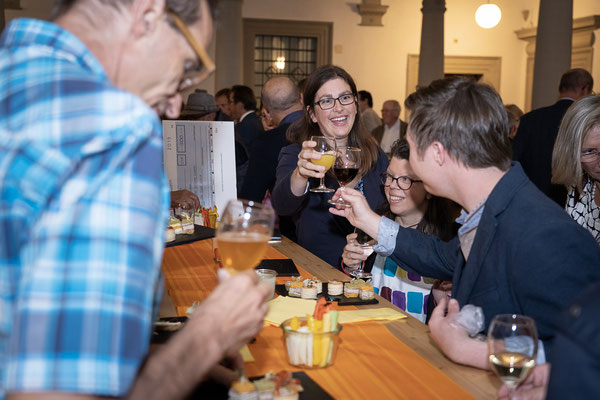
[217,231,270,272]
[489,352,535,388]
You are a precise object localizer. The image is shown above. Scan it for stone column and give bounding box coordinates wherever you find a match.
[531,0,573,109]
[418,0,446,88]
[215,0,243,91]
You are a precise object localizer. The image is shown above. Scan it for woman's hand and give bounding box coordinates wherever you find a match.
[328,187,381,239]
[342,233,369,268]
[295,140,326,180]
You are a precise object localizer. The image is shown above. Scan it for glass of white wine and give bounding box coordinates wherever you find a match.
[309,135,336,193]
[487,314,538,392]
[216,199,275,274]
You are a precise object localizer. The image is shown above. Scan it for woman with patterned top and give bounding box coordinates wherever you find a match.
[552,95,600,244]
[341,139,457,322]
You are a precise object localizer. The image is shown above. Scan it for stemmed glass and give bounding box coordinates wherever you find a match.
[328,147,361,208]
[309,136,336,193]
[215,199,275,274]
[346,227,376,279]
[487,314,538,393]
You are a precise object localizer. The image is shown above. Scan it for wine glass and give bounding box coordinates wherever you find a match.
[328,147,361,208]
[347,227,376,279]
[215,199,274,274]
[487,314,538,392]
[309,136,336,193]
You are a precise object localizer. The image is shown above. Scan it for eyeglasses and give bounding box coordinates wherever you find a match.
[581,149,600,162]
[167,9,216,91]
[380,172,422,190]
[313,94,356,110]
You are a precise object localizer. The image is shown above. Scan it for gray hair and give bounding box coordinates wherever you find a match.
[552,94,600,193]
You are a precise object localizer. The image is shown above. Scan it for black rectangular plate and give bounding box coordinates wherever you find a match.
[275,283,378,306]
[185,371,334,399]
[256,259,299,276]
[166,225,215,247]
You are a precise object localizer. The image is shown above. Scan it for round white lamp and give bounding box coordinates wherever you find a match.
[475,3,502,29]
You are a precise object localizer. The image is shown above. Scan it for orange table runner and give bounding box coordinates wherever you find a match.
[162,239,312,315]
[161,239,475,399]
[247,323,473,399]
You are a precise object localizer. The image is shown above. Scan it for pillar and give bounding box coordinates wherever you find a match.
[418,0,446,88]
[215,0,243,91]
[531,0,573,109]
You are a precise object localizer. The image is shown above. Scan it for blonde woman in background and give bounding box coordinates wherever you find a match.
[552,94,600,243]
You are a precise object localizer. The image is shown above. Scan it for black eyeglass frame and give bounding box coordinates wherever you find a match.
[313,94,357,111]
[380,172,423,190]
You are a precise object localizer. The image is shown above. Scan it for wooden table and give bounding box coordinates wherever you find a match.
[160,237,500,399]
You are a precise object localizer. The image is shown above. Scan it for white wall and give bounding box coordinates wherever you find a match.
[243,0,599,114]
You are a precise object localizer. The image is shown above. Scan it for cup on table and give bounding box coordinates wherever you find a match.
[255,268,277,300]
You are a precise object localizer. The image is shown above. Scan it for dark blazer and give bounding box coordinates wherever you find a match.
[547,280,600,399]
[239,110,302,202]
[371,120,408,146]
[236,111,264,151]
[272,144,388,267]
[512,99,573,206]
[388,163,600,357]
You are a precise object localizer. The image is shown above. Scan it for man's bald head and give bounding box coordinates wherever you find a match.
[261,76,302,125]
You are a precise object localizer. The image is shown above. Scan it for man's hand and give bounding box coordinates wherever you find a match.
[189,270,271,355]
[428,297,489,369]
[328,187,381,239]
[171,189,200,211]
[497,363,550,400]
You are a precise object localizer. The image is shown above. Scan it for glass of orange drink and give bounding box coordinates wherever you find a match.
[216,199,275,274]
[309,135,336,193]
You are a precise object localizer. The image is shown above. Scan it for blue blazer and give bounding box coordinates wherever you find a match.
[388,163,600,356]
[272,144,388,267]
[236,112,264,151]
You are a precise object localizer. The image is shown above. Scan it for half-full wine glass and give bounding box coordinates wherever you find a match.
[309,136,336,193]
[328,147,361,208]
[487,314,538,392]
[216,199,275,274]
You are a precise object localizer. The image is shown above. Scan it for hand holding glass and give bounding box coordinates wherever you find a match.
[487,314,538,391]
[216,200,274,274]
[328,147,360,208]
[309,136,336,193]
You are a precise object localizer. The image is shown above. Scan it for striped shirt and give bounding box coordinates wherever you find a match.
[0,19,169,398]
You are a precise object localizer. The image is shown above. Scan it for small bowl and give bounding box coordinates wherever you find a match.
[281,317,342,368]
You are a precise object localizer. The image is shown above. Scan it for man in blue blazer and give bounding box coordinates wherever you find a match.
[229,84,264,150]
[331,77,600,370]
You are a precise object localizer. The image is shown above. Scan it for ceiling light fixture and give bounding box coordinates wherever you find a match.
[475,2,502,29]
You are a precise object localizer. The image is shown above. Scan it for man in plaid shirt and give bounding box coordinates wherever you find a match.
[0,1,270,399]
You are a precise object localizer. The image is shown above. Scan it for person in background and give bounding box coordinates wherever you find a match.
[372,100,408,155]
[342,139,456,323]
[505,103,523,140]
[271,65,388,268]
[180,89,218,121]
[513,68,594,207]
[330,76,600,369]
[552,94,600,243]
[358,90,382,133]
[228,84,263,150]
[297,77,307,105]
[214,87,232,121]
[0,1,271,399]
[241,76,303,203]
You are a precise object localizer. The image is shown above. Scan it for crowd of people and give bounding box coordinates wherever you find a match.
[1,0,600,399]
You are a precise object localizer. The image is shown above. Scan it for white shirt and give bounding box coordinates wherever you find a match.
[380,120,400,154]
[238,110,253,123]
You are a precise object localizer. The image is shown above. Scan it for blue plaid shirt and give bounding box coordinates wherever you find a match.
[0,19,170,398]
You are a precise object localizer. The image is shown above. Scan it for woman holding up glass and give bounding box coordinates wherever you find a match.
[271,65,388,267]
